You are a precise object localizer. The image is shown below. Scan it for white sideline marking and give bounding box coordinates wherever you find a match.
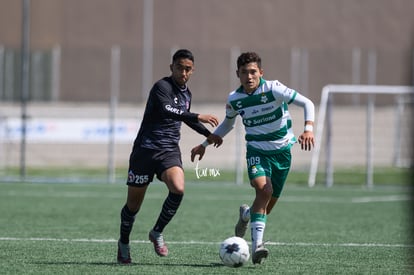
[2,191,411,203]
[281,195,412,203]
[351,195,411,203]
[0,237,412,248]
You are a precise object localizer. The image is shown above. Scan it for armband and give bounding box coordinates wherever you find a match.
[304,124,313,132]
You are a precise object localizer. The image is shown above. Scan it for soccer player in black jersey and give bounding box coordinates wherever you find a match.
[117,49,222,264]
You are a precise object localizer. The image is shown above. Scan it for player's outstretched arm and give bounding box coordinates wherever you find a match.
[197,114,219,127]
[190,133,223,162]
[191,116,235,162]
[290,92,315,151]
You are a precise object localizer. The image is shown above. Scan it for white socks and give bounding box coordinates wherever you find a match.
[250,221,266,251]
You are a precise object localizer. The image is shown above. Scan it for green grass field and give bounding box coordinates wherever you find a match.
[0,179,413,274]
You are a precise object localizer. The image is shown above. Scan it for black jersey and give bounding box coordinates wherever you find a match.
[134,76,211,150]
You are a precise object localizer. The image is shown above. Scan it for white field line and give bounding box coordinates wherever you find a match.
[0,237,412,248]
[1,190,412,203]
[350,195,412,203]
[283,195,412,203]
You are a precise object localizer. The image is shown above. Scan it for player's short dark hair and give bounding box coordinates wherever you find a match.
[237,52,262,69]
[172,49,194,64]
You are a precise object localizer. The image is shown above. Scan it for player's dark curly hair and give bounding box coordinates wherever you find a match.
[237,52,262,69]
[172,49,194,64]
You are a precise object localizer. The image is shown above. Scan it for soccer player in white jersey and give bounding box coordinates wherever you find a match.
[191,52,315,264]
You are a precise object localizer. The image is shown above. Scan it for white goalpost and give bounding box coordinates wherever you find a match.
[308,85,414,188]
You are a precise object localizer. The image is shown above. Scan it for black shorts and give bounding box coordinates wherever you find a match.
[126,146,182,187]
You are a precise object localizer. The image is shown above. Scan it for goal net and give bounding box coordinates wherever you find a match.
[308,85,414,187]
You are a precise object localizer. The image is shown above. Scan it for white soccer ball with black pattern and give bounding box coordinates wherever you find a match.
[219,236,250,267]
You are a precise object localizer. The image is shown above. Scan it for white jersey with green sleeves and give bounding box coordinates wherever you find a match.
[226,78,297,154]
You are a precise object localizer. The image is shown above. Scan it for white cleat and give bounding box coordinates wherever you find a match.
[235,204,250,238]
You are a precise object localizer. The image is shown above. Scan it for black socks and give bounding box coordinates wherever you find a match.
[119,192,184,244]
[153,192,184,233]
[119,204,138,244]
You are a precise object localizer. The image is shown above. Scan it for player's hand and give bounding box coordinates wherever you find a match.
[207,134,223,147]
[191,144,206,162]
[198,114,219,127]
[298,131,315,151]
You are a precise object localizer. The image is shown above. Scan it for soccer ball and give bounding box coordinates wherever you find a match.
[219,236,250,267]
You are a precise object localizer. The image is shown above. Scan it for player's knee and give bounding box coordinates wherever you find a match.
[263,183,273,196]
[257,188,272,201]
[173,189,184,196]
[126,202,140,213]
[168,183,184,195]
[166,180,185,194]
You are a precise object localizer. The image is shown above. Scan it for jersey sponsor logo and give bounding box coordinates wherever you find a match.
[165,104,184,115]
[174,97,178,104]
[247,104,274,117]
[128,170,150,184]
[261,105,274,112]
[244,113,277,127]
[236,101,243,109]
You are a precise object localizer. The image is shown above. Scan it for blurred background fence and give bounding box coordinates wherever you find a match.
[0,85,412,185]
[0,0,413,184]
[1,46,413,104]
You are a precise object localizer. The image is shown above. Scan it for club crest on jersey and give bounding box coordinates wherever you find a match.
[236,101,243,109]
[174,97,178,104]
[261,94,268,103]
[251,166,258,174]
